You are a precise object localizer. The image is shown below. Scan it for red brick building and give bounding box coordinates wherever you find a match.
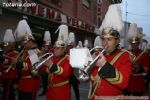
[0,0,122,47]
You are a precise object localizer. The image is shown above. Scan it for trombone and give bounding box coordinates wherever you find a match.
[4,47,25,72]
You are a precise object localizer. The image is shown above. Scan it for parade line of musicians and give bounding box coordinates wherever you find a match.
[0,19,150,100]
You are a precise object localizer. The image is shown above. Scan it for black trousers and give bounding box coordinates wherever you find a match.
[41,72,48,93]
[2,79,16,100]
[69,75,80,100]
[18,90,36,100]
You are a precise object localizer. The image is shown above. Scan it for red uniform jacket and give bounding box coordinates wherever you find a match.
[2,50,18,79]
[46,55,73,100]
[89,49,132,99]
[17,49,40,92]
[127,49,150,93]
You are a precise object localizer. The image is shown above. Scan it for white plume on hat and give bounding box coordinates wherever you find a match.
[14,19,33,41]
[44,31,51,45]
[138,27,145,39]
[3,29,15,42]
[140,38,148,50]
[127,23,140,39]
[94,36,102,48]
[99,4,124,33]
[119,38,125,48]
[67,32,75,45]
[55,24,69,44]
[84,40,89,47]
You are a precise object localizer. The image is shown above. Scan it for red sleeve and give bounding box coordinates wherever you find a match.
[105,52,132,89]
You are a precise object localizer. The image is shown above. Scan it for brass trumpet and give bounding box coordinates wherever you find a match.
[4,48,24,72]
[30,53,53,76]
[74,47,106,82]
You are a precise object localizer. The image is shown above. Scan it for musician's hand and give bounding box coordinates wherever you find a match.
[132,63,140,72]
[44,59,53,68]
[11,59,17,65]
[0,72,2,76]
[0,55,5,62]
[96,53,107,68]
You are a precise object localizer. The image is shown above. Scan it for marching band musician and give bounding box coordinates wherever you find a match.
[43,24,73,100]
[14,20,41,100]
[88,27,133,99]
[66,32,80,100]
[127,24,150,96]
[1,29,18,100]
[38,31,52,96]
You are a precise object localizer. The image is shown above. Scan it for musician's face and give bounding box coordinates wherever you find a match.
[130,42,139,50]
[44,45,49,52]
[23,40,36,49]
[54,47,65,57]
[101,37,119,53]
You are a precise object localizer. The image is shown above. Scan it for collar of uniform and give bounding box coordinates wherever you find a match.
[56,53,66,58]
[104,47,118,56]
[131,48,140,53]
[4,48,16,53]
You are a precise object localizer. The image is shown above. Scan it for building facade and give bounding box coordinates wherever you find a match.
[0,0,121,47]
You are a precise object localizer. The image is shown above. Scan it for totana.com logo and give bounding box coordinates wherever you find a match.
[2,2,36,7]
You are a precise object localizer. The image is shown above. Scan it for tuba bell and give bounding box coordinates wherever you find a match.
[30,53,53,76]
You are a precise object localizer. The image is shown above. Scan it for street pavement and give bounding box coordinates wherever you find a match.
[0,81,150,100]
[37,81,90,100]
[36,82,150,100]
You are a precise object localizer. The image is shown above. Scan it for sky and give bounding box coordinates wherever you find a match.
[121,0,150,38]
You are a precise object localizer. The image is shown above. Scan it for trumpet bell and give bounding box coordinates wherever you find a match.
[71,47,106,82]
[30,53,53,76]
[74,68,89,82]
[70,48,93,69]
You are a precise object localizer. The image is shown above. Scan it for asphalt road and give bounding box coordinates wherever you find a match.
[0,81,149,100]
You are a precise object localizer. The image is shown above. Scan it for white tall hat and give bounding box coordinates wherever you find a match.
[138,27,145,39]
[128,23,141,43]
[99,4,124,33]
[0,47,3,52]
[67,32,75,46]
[76,41,83,48]
[119,38,125,48]
[84,40,89,47]
[44,31,51,45]
[3,29,15,46]
[14,19,34,42]
[94,36,102,48]
[54,24,69,47]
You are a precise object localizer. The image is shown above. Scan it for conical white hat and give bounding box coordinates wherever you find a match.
[54,24,69,47]
[56,24,68,43]
[84,40,89,47]
[76,41,83,48]
[44,31,51,45]
[14,19,33,41]
[67,32,75,45]
[99,4,124,33]
[94,36,102,48]
[127,23,142,43]
[128,23,140,38]
[3,29,15,43]
[138,27,145,39]
[119,38,125,48]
